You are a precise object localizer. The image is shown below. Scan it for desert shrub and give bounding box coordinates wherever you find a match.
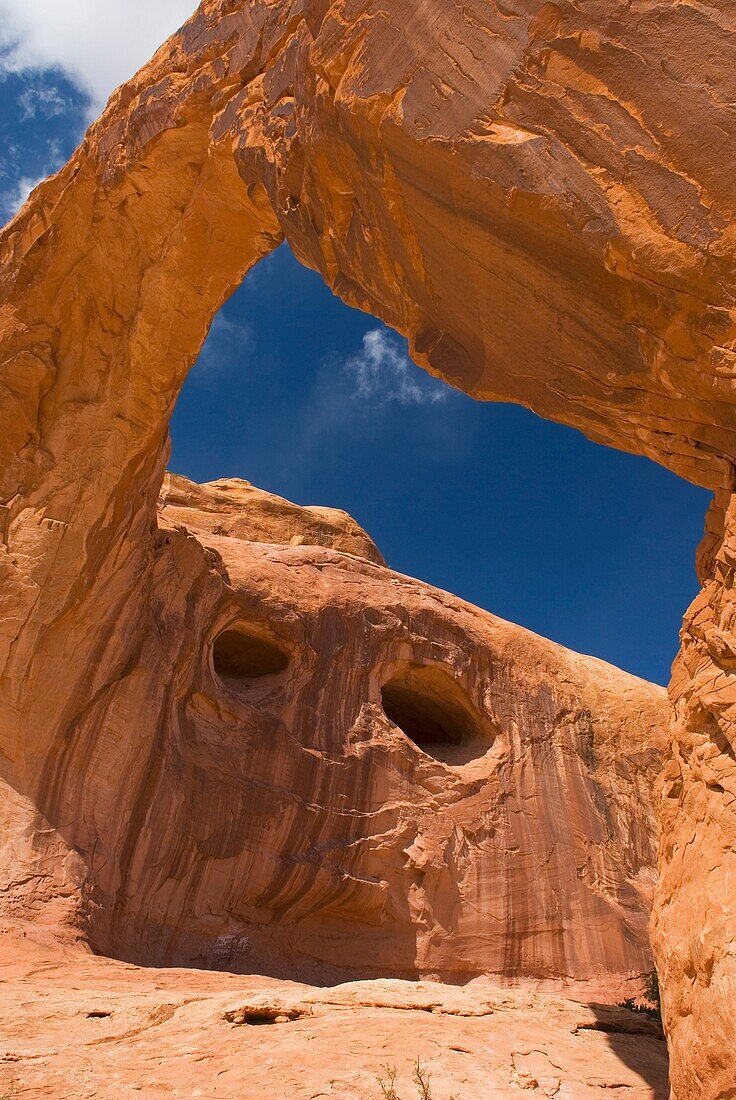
[644,968,660,1010]
[376,1060,458,1100]
[377,1063,400,1100]
[618,969,661,1021]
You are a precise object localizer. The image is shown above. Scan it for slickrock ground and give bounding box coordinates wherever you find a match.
[2,1,736,1094]
[0,922,669,1099]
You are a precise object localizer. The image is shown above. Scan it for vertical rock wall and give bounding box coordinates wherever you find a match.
[656,482,736,1097]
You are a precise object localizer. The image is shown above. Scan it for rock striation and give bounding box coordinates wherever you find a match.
[1,1,735,1093]
[4,473,667,989]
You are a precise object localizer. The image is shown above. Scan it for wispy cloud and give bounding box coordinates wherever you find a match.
[344,328,448,406]
[0,174,43,219]
[0,136,64,222]
[0,0,194,111]
[195,313,252,373]
[17,77,68,120]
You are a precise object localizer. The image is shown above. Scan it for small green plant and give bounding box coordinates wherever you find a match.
[618,969,661,1021]
[644,968,660,1010]
[0,1079,18,1100]
[376,1060,458,1100]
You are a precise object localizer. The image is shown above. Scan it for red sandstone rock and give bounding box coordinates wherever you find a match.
[160,472,385,563]
[0,466,670,1094]
[2,1,735,1094]
[2,474,669,988]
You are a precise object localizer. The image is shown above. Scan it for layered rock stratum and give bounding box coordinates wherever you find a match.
[1,1,735,1095]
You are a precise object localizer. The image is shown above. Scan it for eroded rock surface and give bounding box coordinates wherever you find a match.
[3,475,668,989]
[1,1,735,1093]
[160,472,386,563]
[655,482,736,1100]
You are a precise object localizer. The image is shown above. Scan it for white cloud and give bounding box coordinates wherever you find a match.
[196,313,252,372]
[0,1,196,109]
[0,137,64,221]
[0,174,45,220]
[18,77,68,119]
[345,328,448,406]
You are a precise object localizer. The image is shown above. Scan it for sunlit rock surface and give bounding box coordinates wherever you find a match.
[2,1,736,1094]
[3,475,668,988]
[0,922,670,1099]
[160,472,386,563]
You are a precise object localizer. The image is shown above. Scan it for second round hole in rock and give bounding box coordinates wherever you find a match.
[381,665,496,765]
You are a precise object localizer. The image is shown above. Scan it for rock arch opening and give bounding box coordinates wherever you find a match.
[172,244,708,689]
[212,626,289,681]
[381,665,496,766]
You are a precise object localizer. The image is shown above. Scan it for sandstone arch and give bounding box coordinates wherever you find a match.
[1,2,736,1095]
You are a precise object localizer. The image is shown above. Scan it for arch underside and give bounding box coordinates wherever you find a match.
[1,2,735,1096]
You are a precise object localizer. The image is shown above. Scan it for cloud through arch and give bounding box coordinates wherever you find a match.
[345,328,448,407]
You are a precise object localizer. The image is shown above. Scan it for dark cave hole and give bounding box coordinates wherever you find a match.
[213,626,290,680]
[224,1007,306,1026]
[381,665,496,766]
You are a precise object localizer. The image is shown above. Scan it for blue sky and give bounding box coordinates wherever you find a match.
[0,68,88,218]
[1,27,711,687]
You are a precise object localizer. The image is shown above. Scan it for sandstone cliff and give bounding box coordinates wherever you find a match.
[1,1,735,1094]
[3,474,668,988]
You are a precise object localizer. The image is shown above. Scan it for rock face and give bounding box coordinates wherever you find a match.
[656,483,736,1098]
[1,0,734,1093]
[4,472,667,988]
[160,472,386,564]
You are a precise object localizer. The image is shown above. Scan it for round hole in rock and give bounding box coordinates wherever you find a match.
[381,665,496,766]
[213,626,289,681]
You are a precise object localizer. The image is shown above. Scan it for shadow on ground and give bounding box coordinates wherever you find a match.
[585,1003,669,1098]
